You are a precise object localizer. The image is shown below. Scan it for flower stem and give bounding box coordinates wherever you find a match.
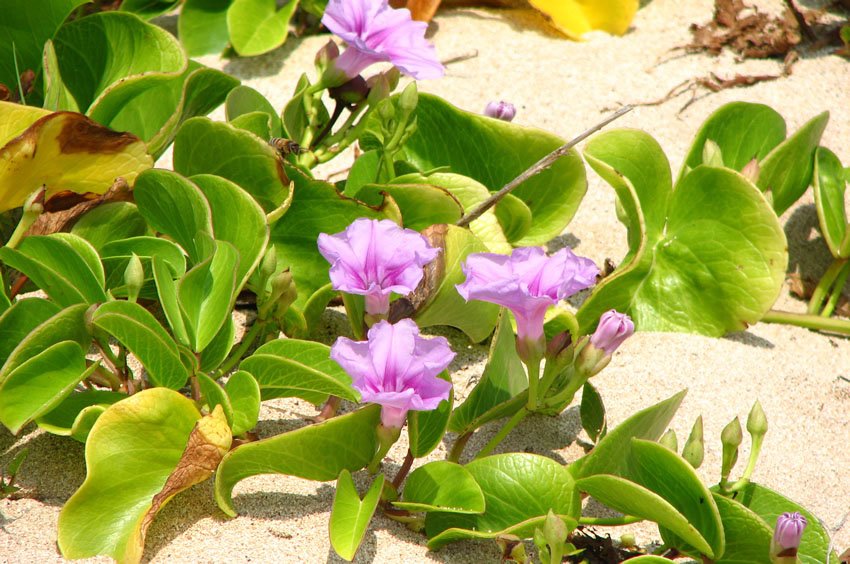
[807,258,847,314]
[578,515,643,526]
[457,105,632,227]
[216,321,265,377]
[392,450,414,490]
[821,260,850,317]
[727,433,765,493]
[447,431,472,463]
[474,407,529,460]
[761,309,850,335]
[526,357,541,411]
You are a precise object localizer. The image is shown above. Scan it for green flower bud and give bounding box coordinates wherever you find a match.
[659,428,678,452]
[721,416,743,480]
[702,138,724,167]
[747,400,768,438]
[398,82,418,114]
[123,253,144,303]
[682,415,705,469]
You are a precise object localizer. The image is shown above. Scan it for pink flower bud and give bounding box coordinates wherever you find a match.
[590,310,634,355]
[484,101,516,122]
[774,512,807,552]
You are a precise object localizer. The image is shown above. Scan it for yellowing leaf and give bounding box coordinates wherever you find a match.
[529,0,639,40]
[0,104,152,212]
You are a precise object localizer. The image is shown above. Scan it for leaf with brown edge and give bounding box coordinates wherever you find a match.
[58,390,231,563]
[24,178,133,238]
[0,108,152,213]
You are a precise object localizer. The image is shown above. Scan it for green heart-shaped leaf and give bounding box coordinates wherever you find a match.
[330,471,384,561]
[215,405,380,516]
[355,182,463,231]
[241,338,357,403]
[58,390,231,563]
[225,370,261,436]
[402,94,586,245]
[393,461,485,514]
[71,202,148,251]
[179,0,232,57]
[0,298,61,367]
[711,493,772,564]
[35,389,126,440]
[227,0,300,56]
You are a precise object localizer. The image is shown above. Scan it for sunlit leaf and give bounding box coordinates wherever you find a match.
[330,471,384,561]
[528,0,639,39]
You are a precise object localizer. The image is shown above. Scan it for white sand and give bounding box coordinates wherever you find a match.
[2,0,850,561]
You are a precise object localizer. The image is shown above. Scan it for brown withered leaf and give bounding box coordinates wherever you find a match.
[688,0,801,59]
[24,177,133,238]
[389,223,447,322]
[138,406,231,545]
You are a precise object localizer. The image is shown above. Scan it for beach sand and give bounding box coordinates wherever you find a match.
[1,0,849,561]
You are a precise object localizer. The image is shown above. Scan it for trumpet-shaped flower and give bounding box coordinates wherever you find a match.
[331,319,454,428]
[590,310,634,355]
[322,0,445,81]
[456,247,598,350]
[318,218,439,316]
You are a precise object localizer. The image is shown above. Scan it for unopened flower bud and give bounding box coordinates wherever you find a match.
[620,534,636,549]
[545,331,572,360]
[720,416,743,480]
[682,416,705,469]
[314,40,340,70]
[659,428,678,452]
[484,100,516,122]
[259,247,277,282]
[741,158,760,183]
[329,75,369,106]
[398,82,418,114]
[24,186,46,215]
[123,253,144,303]
[271,270,297,319]
[367,73,392,106]
[590,310,634,355]
[702,139,724,167]
[747,400,768,438]
[772,512,807,558]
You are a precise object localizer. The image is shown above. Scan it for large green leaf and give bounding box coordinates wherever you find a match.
[355,182,463,231]
[425,453,579,549]
[58,390,231,563]
[758,112,829,215]
[631,440,724,560]
[711,493,772,564]
[733,482,835,564]
[678,102,787,181]
[133,169,214,264]
[412,224,500,342]
[408,371,453,458]
[191,173,269,291]
[36,389,126,440]
[329,471,384,561]
[227,0,299,56]
[0,341,91,434]
[270,163,387,307]
[0,234,106,307]
[215,405,381,516]
[178,239,240,353]
[0,0,87,97]
[0,303,90,379]
[813,147,848,259]
[393,461,485,514]
[91,301,188,390]
[53,12,184,112]
[580,131,786,336]
[402,94,587,245]
[70,202,148,251]
[241,338,357,403]
[225,85,283,138]
[179,0,232,57]
[42,39,78,112]
[88,61,239,159]
[0,298,60,367]
[577,473,714,556]
[569,389,686,479]
[448,311,526,434]
[173,117,289,211]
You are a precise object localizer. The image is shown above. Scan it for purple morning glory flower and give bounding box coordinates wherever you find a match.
[590,310,634,355]
[456,247,598,351]
[774,512,807,551]
[331,319,454,428]
[318,218,440,316]
[484,101,516,122]
[321,0,445,81]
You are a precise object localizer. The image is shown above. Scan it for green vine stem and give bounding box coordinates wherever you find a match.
[447,431,472,463]
[807,258,848,315]
[474,407,529,460]
[761,309,850,335]
[578,515,643,526]
[821,260,850,318]
[216,321,266,377]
